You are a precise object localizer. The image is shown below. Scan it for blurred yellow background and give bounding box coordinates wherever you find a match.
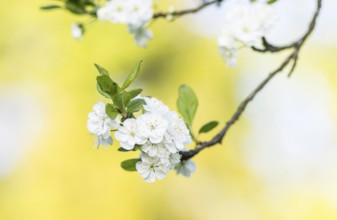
[1,0,337,219]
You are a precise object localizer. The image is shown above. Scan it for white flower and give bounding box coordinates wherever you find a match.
[87,102,119,148]
[95,135,113,149]
[128,25,153,47]
[218,46,238,68]
[136,154,168,183]
[97,0,153,28]
[141,141,169,158]
[218,0,277,66]
[143,97,169,116]
[114,118,146,150]
[137,113,168,143]
[71,23,84,40]
[165,111,191,152]
[161,152,181,170]
[175,160,196,177]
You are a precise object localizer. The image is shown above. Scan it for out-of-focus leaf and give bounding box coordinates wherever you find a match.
[113,91,132,111]
[198,121,219,134]
[96,75,118,98]
[128,88,143,100]
[177,84,198,125]
[40,5,62,10]
[105,103,118,119]
[94,64,109,76]
[127,99,145,114]
[121,61,143,90]
[121,158,140,171]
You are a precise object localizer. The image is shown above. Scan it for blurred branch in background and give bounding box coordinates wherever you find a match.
[153,0,224,19]
[181,0,323,161]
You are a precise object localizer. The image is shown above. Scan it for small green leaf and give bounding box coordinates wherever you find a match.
[94,64,109,76]
[40,5,62,10]
[96,83,110,98]
[121,61,143,90]
[65,3,87,14]
[128,88,143,100]
[177,84,198,125]
[105,103,118,119]
[121,158,140,171]
[199,121,219,134]
[118,147,131,152]
[267,0,277,4]
[113,91,132,111]
[96,75,118,98]
[127,99,145,114]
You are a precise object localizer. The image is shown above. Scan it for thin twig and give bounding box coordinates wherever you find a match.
[181,0,322,161]
[153,0,223,19]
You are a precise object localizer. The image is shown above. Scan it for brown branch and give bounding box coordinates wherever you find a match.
[153,0,223,19]
[181,0,323,161]
[252,0,322,53]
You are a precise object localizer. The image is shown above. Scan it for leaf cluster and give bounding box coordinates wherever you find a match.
[40,0,98,16]
[95,61,144,120]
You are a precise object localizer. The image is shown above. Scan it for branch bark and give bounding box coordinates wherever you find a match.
[181,0,323,161]
[153,0,223,19]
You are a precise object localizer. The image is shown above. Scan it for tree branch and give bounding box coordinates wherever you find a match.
[252,0,322,53]
[153,0,223,19]
[181,0,323,161]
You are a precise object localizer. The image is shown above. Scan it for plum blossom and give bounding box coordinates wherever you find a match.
[143,97,169,116]
[114,118,146,150]
[87,102,120,148]
[128,25,153,47]
[97,0,153,46]
[137,113,168,143]
[136,154,168,183]
[141,141,169,158]
[71,23,84,40]
[161,152,181,170]
[218,0,277,66]
[165,111,191,152]
[97,0,153,27]
[175,160,196,177]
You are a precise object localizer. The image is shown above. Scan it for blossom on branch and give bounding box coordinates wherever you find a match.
[97,0,153,47]
[113,96,193,182]
[87,102,120,148]
[218,0,277,67]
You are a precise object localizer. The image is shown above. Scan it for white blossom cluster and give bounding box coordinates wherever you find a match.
[97,0,153,47]
[218,0,277,67]
[87,97,196,183]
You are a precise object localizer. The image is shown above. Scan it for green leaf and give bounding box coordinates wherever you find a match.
[121,158,140,171]
[128,88,143,100]
[198,121,219,134]
[105,103,118,119]
[96,75,118,98]
[94,64,109,76]
[177,84,198,125]
[40,5,62,10]
[113,91,132,111]
[127,99,145,114]
[65,3,87,14]
[121,61,143,90]
[267,0,277,4]
[96,83,110,98]
[118,147,131,152]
